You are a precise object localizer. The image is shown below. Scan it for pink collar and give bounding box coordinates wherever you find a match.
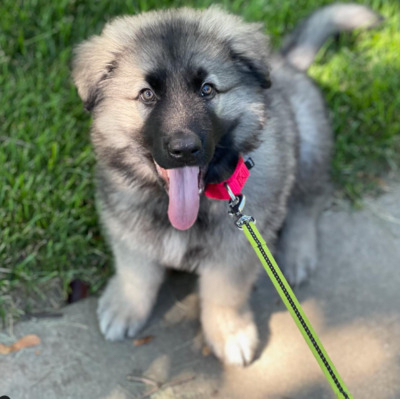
[204,156,252,200]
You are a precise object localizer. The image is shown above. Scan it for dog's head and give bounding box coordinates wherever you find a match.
[73,7,271,230]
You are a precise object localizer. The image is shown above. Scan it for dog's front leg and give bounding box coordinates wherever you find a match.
[97,241,165,341]
[199,265,259,366]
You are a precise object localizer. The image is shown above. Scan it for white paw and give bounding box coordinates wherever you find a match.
[202,305,258,366]
[218,324,258,366]
[97,276,151,341]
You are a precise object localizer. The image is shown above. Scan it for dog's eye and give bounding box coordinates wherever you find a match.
[140,89,156,103]
[200,83,216,99]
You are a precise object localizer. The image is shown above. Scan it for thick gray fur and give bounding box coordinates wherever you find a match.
[72,4,380,366]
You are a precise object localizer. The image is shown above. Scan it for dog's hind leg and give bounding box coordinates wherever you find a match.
[277,186,330,286]
[276,74,333,286]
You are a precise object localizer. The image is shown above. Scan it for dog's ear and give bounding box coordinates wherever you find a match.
[72,34,121,112]
[203,7,271,90]
[228,26,272,90]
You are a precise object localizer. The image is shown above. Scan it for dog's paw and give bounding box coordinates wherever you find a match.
[284,256,317,287]
[278,221,319,287]
[201,305,258,366]
[281,238,318,287]
[97,276,150,341]
[215,324,258,366]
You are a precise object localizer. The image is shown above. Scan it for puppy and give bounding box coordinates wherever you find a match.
[72,4,380,365]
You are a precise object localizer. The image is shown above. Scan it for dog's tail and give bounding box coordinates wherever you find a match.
[281,3,382,71]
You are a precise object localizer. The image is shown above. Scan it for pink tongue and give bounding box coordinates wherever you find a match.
[167,167,200,230]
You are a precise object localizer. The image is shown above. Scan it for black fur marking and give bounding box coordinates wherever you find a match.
[107,148,136,179]
[145,67,208,99]
[145,69,167,96]
[84,86,104,112]
[191,67,208,92]
[204,119,240,184]
[106,59,118,74]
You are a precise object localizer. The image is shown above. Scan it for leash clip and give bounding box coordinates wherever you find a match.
[225,183,256,230]
[225,184,245,216]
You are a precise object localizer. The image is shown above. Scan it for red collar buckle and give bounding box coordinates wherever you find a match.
[204,156,252,200]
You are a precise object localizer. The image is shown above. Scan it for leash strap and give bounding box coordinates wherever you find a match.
[225,186,353,399]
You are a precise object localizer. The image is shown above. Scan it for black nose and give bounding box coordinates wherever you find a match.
[167,132,202,163]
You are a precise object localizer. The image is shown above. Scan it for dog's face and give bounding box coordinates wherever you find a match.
[73,8,270,229]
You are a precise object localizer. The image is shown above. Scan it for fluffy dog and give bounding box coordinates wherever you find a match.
[72,3,379,365]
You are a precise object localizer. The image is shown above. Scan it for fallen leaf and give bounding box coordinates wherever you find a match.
[0,344,12,355]
[202,345,211,357]
[0,334,41,355]
[133,335,154,346]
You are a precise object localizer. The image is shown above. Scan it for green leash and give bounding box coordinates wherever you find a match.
[225,184,353,399]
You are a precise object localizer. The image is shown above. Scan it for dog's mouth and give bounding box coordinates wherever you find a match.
[155,162,206,231]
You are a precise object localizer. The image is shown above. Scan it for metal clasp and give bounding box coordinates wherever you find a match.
[235,215,256,230]
[225,183,256,229]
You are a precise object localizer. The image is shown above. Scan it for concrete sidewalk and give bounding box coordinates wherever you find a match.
[1,181,400,399]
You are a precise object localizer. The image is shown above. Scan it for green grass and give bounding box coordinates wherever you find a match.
[1,0,399,321]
